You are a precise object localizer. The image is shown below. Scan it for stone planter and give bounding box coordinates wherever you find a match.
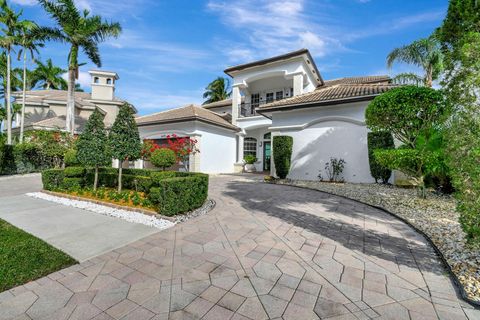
[244,163,256,172]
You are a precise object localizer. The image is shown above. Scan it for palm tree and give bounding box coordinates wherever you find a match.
[387,35,443,87]
[37,0,121,135]
[34,58,66,90]
[0,53,20,140]
[202,77,231,104]
[17,22,43,142]
[0,0,26,145]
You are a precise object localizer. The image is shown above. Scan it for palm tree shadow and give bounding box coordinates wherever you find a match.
[222,179,447,277]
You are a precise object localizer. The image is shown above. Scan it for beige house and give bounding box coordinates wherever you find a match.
[12,70,134,134]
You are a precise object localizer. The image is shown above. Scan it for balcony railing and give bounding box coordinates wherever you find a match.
[239,97,285,117]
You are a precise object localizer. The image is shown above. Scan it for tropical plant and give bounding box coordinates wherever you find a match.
[367,132,395,184]
[108,103,141,192]
[202,76,231,104]
[150,148,176,171]
[321,158,346,182]
[37,0,121,135]
[76,109,110,190]
[17,22,43,143]
[387,35,443,87]
[365,86,448,148]
[0,0,30,144]
[34,58,66,90]
[272,136,293,179]
[244,154,257,164]
[165,134,199,170]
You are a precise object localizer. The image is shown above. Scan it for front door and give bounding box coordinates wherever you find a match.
[263,141,271,171]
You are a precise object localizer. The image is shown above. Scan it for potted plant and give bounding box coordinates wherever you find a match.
[243,154,257,172]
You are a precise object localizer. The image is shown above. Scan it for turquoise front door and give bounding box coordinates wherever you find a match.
[263,141,271,171]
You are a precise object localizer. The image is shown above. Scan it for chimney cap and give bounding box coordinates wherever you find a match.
[88,70,119,80]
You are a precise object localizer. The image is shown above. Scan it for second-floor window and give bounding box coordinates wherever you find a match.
[276,91,283,100]
[266,92,274,103]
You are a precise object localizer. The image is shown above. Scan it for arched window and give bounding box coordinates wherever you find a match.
[106,78,112,85]
[243,137,257,158]
[263,132,271,140]
[94,77,99,84]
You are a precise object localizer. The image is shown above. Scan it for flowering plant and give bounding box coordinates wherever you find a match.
[141,135,199,169]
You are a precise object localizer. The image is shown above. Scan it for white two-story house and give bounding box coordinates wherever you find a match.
[136,49,397,182]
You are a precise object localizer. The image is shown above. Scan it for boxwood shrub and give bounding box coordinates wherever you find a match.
[367,132,395,183]
[148,173,209,216]
[41,168,209,216]
[273,136,293,179]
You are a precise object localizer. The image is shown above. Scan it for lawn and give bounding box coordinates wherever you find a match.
[0,219,77,292]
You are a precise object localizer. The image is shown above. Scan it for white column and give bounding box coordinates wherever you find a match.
[134,159,144,169]
[188,134,201,172]
[232,85,241,125]
[293,73,303,96]
[237,134,244,163]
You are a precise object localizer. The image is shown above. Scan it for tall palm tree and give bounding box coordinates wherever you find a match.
[34,58,66,90]
[202,77,231,104]
[17,22,43,142]
[0,0,26,144]
[0,52,20,132]
[38,0,121,135]
[387,35,443,87]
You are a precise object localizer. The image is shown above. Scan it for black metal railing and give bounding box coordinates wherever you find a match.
[239,97,285,117]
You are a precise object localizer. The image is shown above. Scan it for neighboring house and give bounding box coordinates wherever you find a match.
[12,70,134,134]
[137,48,397,182]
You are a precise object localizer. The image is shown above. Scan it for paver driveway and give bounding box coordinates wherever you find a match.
[1,174,478,320]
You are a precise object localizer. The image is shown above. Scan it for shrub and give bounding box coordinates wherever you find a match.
[13,143,44,174]
[64,149,79,167]
[42,169,65,191]
[321,158,346,182]
[0,145,16,175]
[64,166,85,178]
[61,178,83,190]
[367,132,394,183]
[273,136,293,179]
[150,148,176,170]
[244,154,257,164]
[149,174,208,216]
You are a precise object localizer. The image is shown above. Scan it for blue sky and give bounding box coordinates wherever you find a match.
[12,0,447,115]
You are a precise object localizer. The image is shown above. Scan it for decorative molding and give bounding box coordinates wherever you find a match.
[269,116,365,131]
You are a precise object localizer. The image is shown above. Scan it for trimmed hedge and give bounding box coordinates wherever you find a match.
[367,132,395,183]
[273,136,293,179]
[41,167,209,216]
[42,169,65,191]
[0,145,16,175]
[149,174,209,216]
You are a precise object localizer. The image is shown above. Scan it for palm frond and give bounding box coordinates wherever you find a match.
[392,73,424,86]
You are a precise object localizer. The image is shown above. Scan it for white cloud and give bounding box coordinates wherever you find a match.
[62,71,91,89]
[10,0,36,5]
[207,0,344,63]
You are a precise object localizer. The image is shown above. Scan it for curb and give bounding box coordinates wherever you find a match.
[268,180,480,309]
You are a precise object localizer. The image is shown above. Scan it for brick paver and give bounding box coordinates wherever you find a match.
[1,175,479,319]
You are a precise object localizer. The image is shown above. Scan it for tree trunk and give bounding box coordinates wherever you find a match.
[118,163,123,192]
[6,50,11,145]
[66,68,75,135]
[94,165,99,191]
[20,52,27,143]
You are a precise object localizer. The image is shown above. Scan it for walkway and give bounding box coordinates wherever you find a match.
[0,174,159,262]
[0,174,478,319]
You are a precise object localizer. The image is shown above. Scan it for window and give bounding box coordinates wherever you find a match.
[106,78,112,85]
[250,93,260,115]
[263,132,271,140]
[94,77,99,84]
[244,137,257,158]
[276,91,283,101]
[266,92,274,103]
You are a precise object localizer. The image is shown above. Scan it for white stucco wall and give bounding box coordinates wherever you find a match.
[138,120,237,174]
[270,101,375,183]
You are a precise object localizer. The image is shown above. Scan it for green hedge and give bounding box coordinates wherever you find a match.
[149,174,209,216]
[273,136,293,179]
[0,145,16,175]
[41,168,209,216]
[42,169,65,191]
[367,132,395,183]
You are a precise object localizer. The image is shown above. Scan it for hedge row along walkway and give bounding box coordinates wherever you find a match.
[1,174,479,319]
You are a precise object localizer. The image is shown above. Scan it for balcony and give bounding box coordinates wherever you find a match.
[239,97,285,117]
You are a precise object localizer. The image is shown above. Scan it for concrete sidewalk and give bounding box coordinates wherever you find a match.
[0,174,159,262]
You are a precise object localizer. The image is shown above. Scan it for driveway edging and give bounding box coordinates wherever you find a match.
[268,180,480,309]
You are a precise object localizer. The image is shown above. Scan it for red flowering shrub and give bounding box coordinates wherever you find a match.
[142,135,199,169]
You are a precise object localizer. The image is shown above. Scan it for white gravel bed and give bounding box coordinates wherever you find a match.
[275,180,480,303]
[26,192,175,230]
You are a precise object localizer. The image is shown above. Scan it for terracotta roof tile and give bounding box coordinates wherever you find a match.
[136,104,239,131]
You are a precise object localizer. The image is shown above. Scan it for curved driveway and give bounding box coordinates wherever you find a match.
[0,174,478,320]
